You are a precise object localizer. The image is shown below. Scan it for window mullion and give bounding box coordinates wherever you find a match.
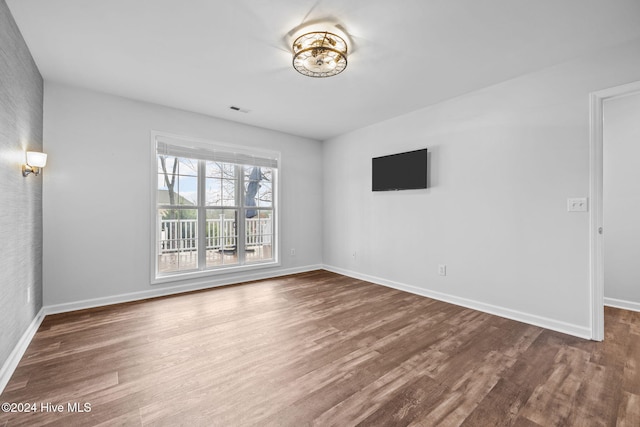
[237,165,246,264]
[197,159,206,270]
[271,169,277,261]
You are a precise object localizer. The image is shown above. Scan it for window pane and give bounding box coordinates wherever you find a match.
[245,210,273,263]
[206,161,222,178]
[157,175,196,206]
[158,209,198,273]
[262,168,273,185]
[158,156,177,206]
[258,182,272,207]
[158,155,177,174]
[206,162,238,207]
[157,155,198,206]
[205,178,222,206]
[244,166,272,210]
[178,158,198,176]
[157,174,170,205]
[177,175,198,205]
[206,209,239,268]
[222,178,237,206]
[244,166,259,214]
[222,163,236,179]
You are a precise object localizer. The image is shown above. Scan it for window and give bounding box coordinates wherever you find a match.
[152,134,278,281]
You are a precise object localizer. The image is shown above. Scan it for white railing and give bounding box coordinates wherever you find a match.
[159,217,272,254]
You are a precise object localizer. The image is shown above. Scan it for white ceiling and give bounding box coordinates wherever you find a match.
[7,0,640,140]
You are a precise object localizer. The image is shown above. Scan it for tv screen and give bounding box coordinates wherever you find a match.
[372,148,428,191]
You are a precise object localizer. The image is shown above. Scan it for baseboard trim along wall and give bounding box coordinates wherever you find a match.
[45,264,324,315]
[323,265,593,340]
[3,264,596,395]
[605,297,640,313]
[0,308,46,395]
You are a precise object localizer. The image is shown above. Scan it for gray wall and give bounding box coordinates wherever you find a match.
[323,37,640,338]
[0,0,43,369]
[43,82,323,308]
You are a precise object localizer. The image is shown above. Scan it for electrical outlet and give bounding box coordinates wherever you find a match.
[290,248,296,257]
[352,251,357,258]
[438,264,447,276]
[27,287,31,303]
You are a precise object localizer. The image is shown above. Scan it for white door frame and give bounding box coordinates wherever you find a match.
[589,80,640,341]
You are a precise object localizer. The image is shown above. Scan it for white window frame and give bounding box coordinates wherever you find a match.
[150,131,280,284]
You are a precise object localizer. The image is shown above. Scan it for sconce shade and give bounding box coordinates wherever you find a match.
[26,151,47,168]
[292,31,348,78]
[22,151,47,177]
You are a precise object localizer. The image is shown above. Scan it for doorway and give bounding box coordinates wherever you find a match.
[589,80,640,341]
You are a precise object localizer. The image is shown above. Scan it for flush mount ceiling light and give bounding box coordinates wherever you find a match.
[292,31,348,78]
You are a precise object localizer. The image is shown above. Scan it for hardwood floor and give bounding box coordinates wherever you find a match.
[1,270,639,426]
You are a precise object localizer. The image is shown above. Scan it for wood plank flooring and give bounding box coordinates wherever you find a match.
[1,270,639,426]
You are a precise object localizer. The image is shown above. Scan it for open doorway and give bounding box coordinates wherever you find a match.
[589,81,640,341]
[603,93,640,311]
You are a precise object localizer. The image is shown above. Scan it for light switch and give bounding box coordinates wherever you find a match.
[567,198,588,212]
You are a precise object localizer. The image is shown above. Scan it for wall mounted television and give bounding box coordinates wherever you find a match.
[372,148,428,191]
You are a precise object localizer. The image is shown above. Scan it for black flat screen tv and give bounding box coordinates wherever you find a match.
[372,148,428,191]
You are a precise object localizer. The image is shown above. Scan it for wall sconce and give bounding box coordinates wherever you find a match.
[22,151,47,177]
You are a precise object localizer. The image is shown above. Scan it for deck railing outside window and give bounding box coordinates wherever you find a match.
[159,217,271,253]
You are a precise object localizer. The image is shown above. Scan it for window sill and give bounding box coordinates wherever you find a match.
[151,260,281,285]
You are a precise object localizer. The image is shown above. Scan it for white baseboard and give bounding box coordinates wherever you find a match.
[605,297,640,312]
[0,307,46,395]
[45,264,323,315]
[3,264,596,396]
[323,265,592,340]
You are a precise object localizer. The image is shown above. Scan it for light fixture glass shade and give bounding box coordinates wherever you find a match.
[26,151,47,168]
[292,31,347,78]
